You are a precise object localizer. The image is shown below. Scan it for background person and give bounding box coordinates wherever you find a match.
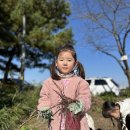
[86,113,96,130]
[102,98,130,130]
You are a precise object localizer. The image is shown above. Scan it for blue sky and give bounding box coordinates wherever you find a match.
[24,18,128,87]
[24,15,129,88]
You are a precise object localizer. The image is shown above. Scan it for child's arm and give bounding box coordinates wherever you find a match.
[67,79,91,114]
[76,79,91,113]
[37,82,51,111]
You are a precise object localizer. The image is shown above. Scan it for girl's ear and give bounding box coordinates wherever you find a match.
[73,61,78,70]
[75,61,78,66]
[55,60,57,67]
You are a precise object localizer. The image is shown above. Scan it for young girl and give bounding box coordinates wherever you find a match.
[37,44,91,130]
[102,98,130,130]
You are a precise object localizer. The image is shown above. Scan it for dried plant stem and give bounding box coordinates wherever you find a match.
[18,109,37,130]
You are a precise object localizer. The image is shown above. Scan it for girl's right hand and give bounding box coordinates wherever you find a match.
[38,107,53,119]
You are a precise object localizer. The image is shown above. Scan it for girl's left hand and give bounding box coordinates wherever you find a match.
[67,100,83,114]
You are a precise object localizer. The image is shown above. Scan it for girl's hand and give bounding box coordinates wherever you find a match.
[38,107,53,119]
[67,100,83,114]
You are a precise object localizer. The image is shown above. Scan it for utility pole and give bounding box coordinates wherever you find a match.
[19,0,26,92]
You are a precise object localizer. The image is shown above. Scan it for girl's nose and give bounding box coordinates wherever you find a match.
[63,61,67,65]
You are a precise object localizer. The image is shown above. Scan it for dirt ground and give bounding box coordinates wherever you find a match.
[22,96,120,130]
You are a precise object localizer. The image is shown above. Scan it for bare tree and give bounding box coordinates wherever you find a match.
[71,0,130,88]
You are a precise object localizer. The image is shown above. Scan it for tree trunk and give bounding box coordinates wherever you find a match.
[3,48,15,81]
[125,69,130,89]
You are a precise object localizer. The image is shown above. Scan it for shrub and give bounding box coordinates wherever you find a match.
[99,92,117,102]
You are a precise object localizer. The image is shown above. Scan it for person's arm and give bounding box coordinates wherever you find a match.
[37,82,51,111]
[76,79,91,113]
[68,79,91,114]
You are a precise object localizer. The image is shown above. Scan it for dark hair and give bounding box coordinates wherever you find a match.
[56,44,77,60]
[102,101,116,118]
[126,114,130,129]
[50,44,85,80]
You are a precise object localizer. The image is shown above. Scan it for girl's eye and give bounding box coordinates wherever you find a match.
[59,59,63,61]
[68,59,72,61]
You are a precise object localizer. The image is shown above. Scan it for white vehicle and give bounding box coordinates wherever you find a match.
[86,77,120,96]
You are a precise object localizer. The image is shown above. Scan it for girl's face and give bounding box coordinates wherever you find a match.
[56,51,76,74]
[109,107,120,119]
